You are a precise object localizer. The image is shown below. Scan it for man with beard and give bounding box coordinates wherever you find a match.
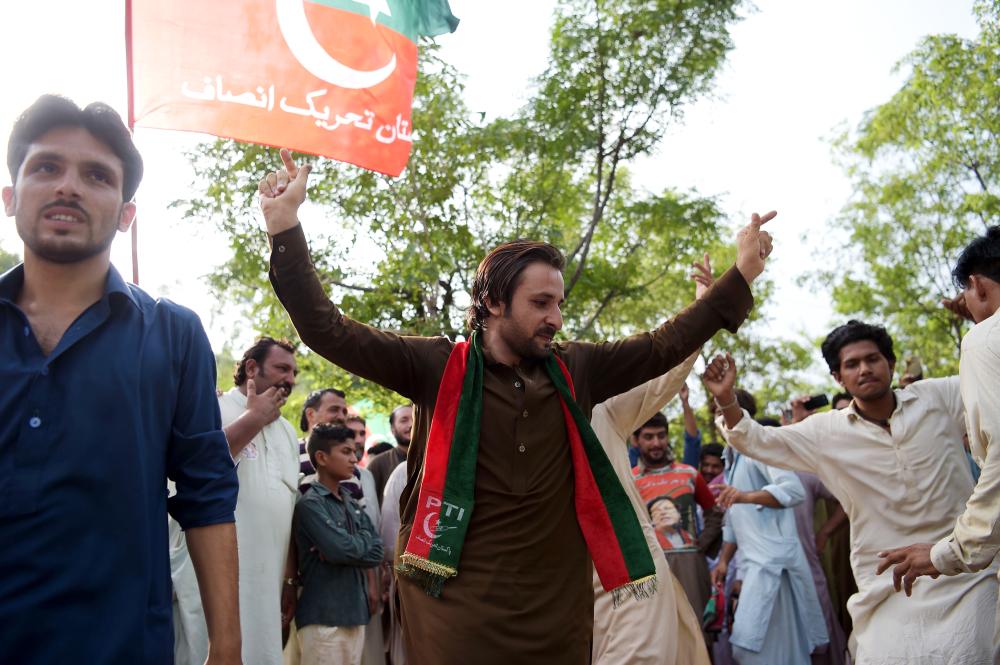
[0,95,240,663]
[367,404,413,506]
[631,412,720,631]
[702,321,1000,664]
[223,336,301,664]
[259,150,771,665]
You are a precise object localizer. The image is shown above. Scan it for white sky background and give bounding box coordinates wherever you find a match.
[0,0,980,362]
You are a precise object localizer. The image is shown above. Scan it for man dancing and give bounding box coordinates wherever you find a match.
[259,149,773,664]
[702,321,998,665]
[878,227,1000,654]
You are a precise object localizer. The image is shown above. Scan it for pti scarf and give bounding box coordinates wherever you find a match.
[398,331,657,606]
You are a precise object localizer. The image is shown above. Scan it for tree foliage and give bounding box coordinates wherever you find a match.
[0,243,18,273]
[816,5,999,377]
[177,0,816,421]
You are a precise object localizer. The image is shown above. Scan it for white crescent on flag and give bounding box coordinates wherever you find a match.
[275,0,397,90]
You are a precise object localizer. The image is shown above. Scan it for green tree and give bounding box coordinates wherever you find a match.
[178,0,817,419]
[816,3,999,377]
[0,242,18,272]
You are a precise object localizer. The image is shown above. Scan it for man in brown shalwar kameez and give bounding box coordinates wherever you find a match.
[258,150,774,665]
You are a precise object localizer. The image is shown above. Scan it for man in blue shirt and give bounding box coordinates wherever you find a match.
[0,95,241,664]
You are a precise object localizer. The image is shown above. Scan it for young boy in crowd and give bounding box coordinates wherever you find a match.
[292,424,384,665]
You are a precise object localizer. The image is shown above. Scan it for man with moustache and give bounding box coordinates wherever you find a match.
[367,404,413,506]
[223,336,301,664]
[0,95,240,664]
[295,388,349,488]
[259,150,772,665]
[702,321,999,665]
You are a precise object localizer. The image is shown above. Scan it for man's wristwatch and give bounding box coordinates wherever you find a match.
[285,577,301,587]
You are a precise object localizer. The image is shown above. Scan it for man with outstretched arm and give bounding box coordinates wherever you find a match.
[259,149,772,665]
[877,227,1000,657]
[701,320,998,665]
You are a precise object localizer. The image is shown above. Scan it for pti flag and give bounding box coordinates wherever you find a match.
[127,0,458,176]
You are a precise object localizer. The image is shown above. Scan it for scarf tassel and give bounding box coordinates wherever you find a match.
[610,574,658,609]
[397,553,456,598]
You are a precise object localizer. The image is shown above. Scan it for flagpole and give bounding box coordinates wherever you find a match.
[124,0,139,285]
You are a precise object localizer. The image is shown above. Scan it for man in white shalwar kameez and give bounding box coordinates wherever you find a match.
[702,321,999,665]
[590,351,710,665]
[878,227,1000,659]
[173,337,301,665]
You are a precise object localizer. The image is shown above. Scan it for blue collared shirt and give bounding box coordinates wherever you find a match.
[0,263,238,664]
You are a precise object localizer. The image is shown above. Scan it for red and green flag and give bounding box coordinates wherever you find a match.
[127,0,458,176]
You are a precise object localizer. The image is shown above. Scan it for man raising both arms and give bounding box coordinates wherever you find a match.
[260,149,773,665]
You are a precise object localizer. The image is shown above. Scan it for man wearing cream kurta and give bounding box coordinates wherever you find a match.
[702,322,999,665]
[590,352,709,665]
[589,254,717,665]
[878,227,1000,655]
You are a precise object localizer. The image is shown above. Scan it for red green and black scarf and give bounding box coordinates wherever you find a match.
[398,331,657,605]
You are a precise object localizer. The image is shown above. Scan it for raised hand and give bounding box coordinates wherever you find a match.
[735,211,776,284]
[789,395,816,424]
[941,292,974,322]
[258,148,314,236]
[702,352,738,401]
[692,253,715,300]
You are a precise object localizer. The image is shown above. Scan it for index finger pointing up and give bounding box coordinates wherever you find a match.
[279,148,299,180]
[753,210,778,228]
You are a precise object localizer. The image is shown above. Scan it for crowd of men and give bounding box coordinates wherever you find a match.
[3,93,1000,665]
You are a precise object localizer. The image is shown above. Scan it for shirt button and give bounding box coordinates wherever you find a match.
[23,326,30,337]
[518,444,526,453]
[514,381,522,389]
[277,245,286,253]
[522,410,529,418]
[29,416,42,429]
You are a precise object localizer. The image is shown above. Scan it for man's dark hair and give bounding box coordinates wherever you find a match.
[633,411,668,438]
[466,239,565,331]
[756,417,781,428]
[389,404,413,427]
[700,443,725,463]
[735,389,757,418]
[306,424,354,468]
[233,336,296,386]
[347,414,366,426]
[367,441,393,457]
[953,226,1000,289]
[831,391,852,407]
[820,320,896,374]
[7,95,144,201]
[299,388,346,432]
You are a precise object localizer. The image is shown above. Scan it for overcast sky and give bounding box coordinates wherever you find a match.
[0,0,981,361]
